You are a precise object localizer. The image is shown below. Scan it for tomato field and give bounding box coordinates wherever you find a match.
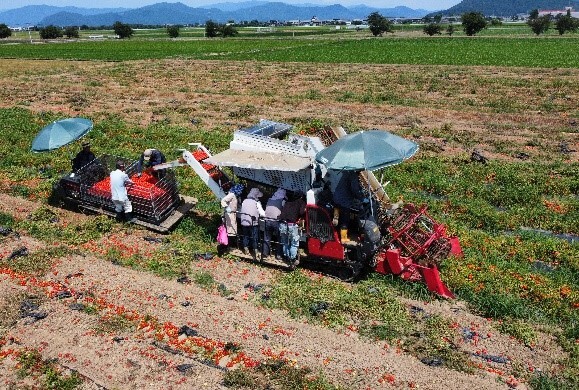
[0,28,578,389]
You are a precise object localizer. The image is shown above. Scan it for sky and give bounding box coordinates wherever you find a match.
[1,1,462,12]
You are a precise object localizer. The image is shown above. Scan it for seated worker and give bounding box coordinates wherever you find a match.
[71,141,96,172]
[137,148,166,177]
[332,170,364,244]
[263,188,286,260]
[316,181,334,216]
[278,191,306,264]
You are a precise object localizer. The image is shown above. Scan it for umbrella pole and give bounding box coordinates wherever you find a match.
[367,174,374,217]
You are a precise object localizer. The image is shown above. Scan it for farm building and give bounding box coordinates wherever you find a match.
[539,6,579,18]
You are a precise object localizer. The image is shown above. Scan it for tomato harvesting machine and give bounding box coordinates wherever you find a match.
[163,120,461,298]
[53,119,460,297]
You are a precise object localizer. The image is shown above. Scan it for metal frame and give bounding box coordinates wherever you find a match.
[74,155,181,224]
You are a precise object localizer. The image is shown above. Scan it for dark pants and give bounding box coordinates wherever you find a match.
[263,220,281,257]
[241,224,259,251]
[337,205,351,229]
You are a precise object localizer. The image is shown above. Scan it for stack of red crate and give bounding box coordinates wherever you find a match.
[87,172,167,201]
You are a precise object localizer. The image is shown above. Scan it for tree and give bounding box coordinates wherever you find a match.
[529,9,539,20]
[205,20,219,38]
[220,24,238,38]
[423,23,442,36]
[0,23,11,39]
[554,10,579,35]
[446,24,455,36]
[367,12,392,37]
[461,12,487,36]
[167,25,179,38]
[64,26,79,38]
[39,25,63,39]
[113,21,133,39]
[528,15,551,35]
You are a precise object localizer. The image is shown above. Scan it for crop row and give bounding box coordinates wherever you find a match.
[1,105,578,387]
[0,36,577,68]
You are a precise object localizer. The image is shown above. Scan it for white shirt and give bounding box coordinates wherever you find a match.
[110,169,133,201]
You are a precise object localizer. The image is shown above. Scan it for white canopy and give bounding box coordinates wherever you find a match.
[204,149,312,172]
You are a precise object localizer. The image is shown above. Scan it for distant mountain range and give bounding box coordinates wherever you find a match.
[1,0,577,27]
[0,2,429,27]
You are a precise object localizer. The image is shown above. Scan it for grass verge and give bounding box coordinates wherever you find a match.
[223,360,340,390]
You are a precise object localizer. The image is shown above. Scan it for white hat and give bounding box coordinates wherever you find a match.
[248,187,263,199]
[143,149,153,161]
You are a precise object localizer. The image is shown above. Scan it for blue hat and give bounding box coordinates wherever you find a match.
[230,183,244,196]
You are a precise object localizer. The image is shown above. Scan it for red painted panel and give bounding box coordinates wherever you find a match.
[307,237,345,260]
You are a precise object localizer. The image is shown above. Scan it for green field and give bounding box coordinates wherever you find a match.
[3,27,579,68]
[1,24,578,388]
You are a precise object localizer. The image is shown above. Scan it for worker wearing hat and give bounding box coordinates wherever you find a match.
[71,140,96,172]
[240,187,265,260]
[137,148,166,177]
[110,160,135,223]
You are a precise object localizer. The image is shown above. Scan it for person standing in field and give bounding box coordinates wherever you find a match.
[263,187,286,260]
[240,187,265,261]
[279,191,306,265]
[220,183,245,247]
[137,148,166,177]
[110,160,135,223]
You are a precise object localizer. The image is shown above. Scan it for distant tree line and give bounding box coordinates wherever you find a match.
[527,8,579,35]
[32,21,134,39]
[4,9,577,41]
[204,20,238,38]
[0,23,12,38]
[418,8,578,37]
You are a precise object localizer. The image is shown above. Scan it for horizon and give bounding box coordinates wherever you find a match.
[0,0,461,12]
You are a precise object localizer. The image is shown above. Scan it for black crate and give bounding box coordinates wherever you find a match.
[239,119,292,139]
[76,155,180,224]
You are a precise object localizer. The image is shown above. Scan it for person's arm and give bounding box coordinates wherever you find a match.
[256,201,266,218]
[137,154,144,174]
[298,199,306,217]
[124,173,134,186]
[221,193,234,208]
[351,174,363,199]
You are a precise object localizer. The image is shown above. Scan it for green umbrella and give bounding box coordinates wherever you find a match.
[31,117,93,152]
[315,130,418,171]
